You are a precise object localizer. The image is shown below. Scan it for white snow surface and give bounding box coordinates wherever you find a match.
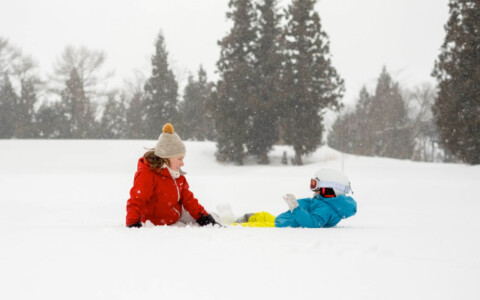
[1,140,479,299]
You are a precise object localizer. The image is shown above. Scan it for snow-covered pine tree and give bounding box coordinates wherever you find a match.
[15,78,37,138]
[368,67,413,159]
[350,87,376,156]
[329,68,413,159]
[327,111,354,154]
[328,87,375,156]
[246,0,283,164]
[125,91,146,139]
[143,32,179,139]
[0,73,17,138]
[178,66,214,141]
[99,93,127,139]
[214,0,258,164]
[14,57,40,139]
[432,0,480,164]
[35,102,65,138]
[280,0,344,165]
[60,68,97,138]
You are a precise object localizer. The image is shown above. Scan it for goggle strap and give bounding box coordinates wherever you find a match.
[314,180,351,194]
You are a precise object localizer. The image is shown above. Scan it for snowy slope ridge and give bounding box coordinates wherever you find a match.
[1,140,479,300]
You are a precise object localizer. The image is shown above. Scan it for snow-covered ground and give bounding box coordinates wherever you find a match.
[1,140,479,299]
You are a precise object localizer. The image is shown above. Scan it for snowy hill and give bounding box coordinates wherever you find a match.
[1,140,479,299]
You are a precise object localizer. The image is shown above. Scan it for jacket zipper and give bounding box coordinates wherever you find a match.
[169,170,181,217]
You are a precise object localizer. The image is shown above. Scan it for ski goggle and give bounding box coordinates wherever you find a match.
[310,177,352,194]
[319,187,336,198]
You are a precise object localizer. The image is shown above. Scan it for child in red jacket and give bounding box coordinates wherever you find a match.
[125,123,216,228]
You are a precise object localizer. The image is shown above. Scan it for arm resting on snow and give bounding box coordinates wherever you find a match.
[290,201,329,228]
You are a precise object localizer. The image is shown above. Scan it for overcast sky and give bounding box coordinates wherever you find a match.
[0,0,449,105]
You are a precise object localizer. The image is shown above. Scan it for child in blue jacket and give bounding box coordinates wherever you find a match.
[237,168,357,228]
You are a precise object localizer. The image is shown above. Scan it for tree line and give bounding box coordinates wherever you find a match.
[1,0,479,165]
[329,67,441,162]
[329,0,480,165]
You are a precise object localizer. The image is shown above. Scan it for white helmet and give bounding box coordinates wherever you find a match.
[310,168,352,196]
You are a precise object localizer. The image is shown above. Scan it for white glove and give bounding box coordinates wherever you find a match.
[283,194,299,212]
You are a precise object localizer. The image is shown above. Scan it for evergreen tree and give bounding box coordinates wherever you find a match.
[369,67,413,159]
[432,0,480,164]
[15,78,37,138]
[59,68,97,138]
[351,87,375,156]
[0,73,17,138]
[125,91,146,139]
[143,32,179,139]
[246,0,283,164]
[99,93,127,139]
[35,102,68,139]
[214,0,258,164]
[281,0,344,165]
[178,66,214,141]
[328,87,372,155]
[328,68,414,160]
[12,57,40,139]
[327,111,355,154]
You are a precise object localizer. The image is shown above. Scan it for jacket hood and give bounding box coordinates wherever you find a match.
[317,194,357,219]
[137,157,180,178]
[137,157,164,175]
[137,157,149,170]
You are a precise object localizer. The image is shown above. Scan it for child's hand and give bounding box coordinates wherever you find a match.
[196,214,217,226]
[283,194,299,212]
[127,221,142,228]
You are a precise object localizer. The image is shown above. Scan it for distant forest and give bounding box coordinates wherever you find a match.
[1,0,479,164]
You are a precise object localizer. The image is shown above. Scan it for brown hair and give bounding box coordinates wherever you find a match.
[144,150,170,170]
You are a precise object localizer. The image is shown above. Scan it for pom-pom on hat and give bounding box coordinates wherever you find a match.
[154,123,186,158]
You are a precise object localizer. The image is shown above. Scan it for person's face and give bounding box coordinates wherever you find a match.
[169,156,184,171]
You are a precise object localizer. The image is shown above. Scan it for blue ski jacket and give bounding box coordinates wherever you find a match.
[275,194,357,228]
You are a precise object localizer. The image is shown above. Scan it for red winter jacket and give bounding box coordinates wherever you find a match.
[126,158,208,226]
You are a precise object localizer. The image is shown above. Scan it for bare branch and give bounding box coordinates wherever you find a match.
[49,45,112,96]
[0,37,22,74]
